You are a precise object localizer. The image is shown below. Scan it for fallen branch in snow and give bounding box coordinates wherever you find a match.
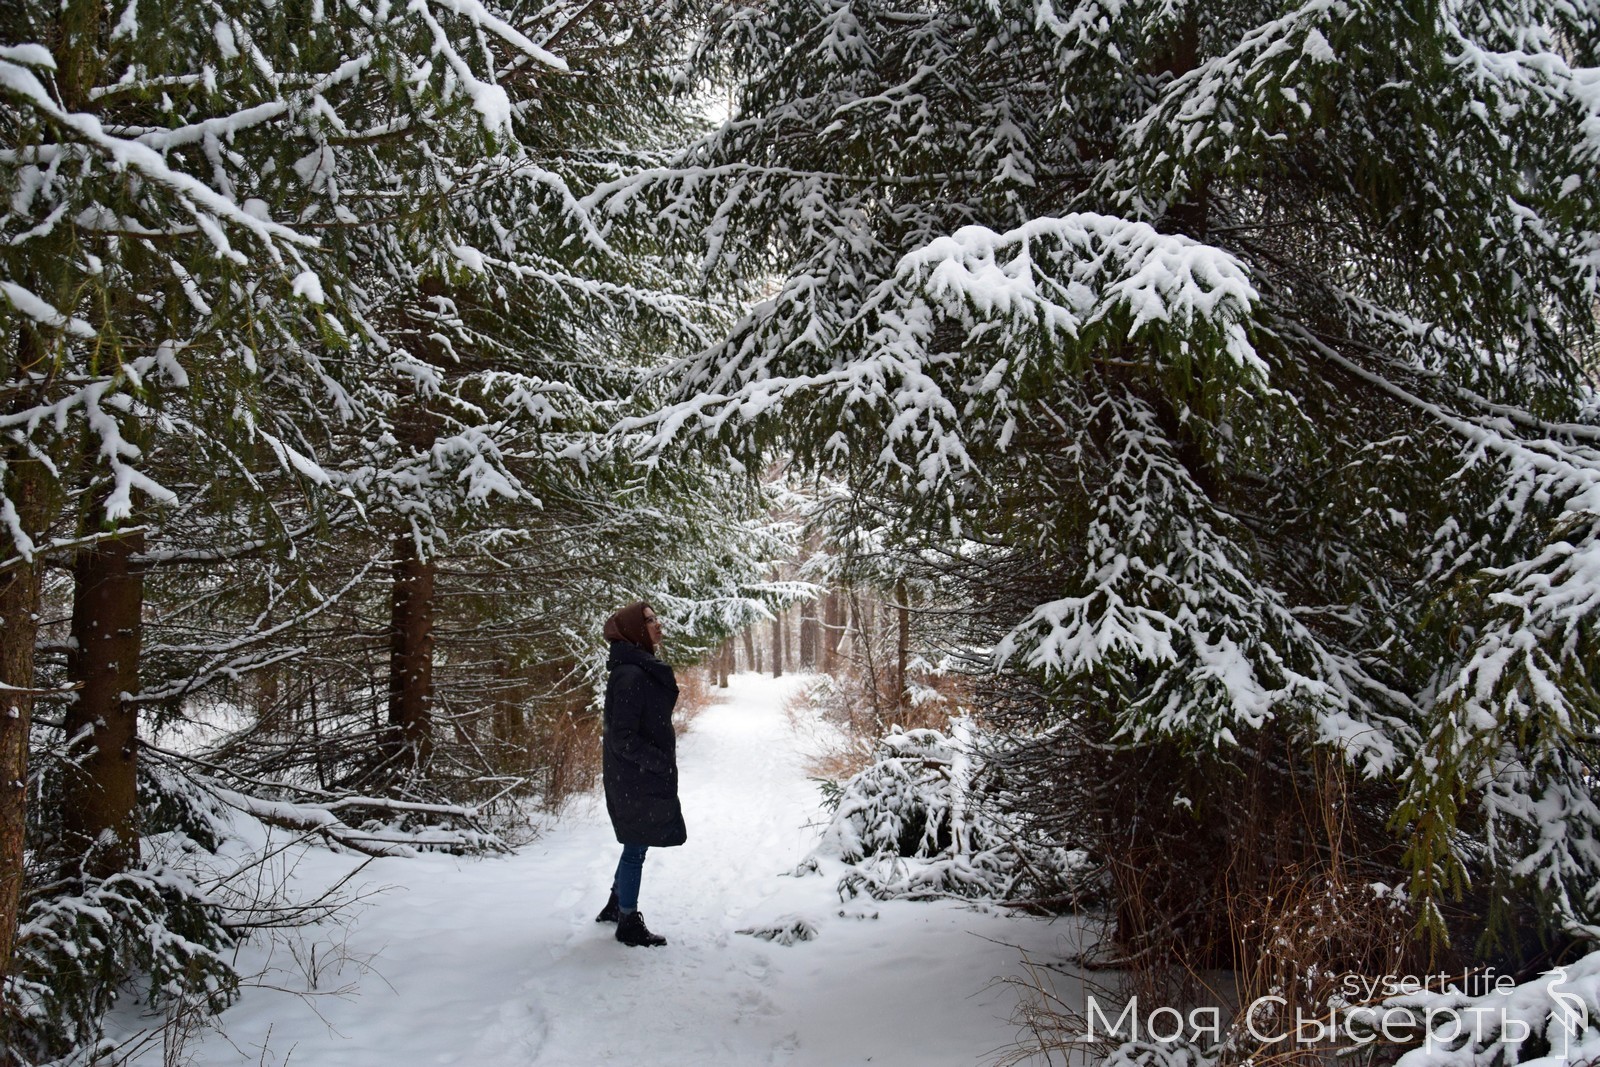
[216,857,381,932]
[320,795,485,819]
[210,785,504,858]
[137,744,506,857]
[139,738,343,800]
[212,788,411,858]
[736,916,820,945]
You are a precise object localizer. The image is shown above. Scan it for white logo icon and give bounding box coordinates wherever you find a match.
[1547,966,1589,1063]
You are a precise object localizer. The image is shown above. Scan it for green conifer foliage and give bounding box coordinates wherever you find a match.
[2,1,783,1056]
[618,0,1600,947]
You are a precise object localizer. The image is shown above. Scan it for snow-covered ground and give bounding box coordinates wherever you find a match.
[108,672,1089,1066]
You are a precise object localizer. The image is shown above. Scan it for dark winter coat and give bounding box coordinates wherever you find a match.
[602,640,686,847]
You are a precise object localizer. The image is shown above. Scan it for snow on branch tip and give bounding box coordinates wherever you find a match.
[897,213,1264,381]
[0,49,317,260]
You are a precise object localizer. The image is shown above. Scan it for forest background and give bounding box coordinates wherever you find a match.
[2,1,1600,1065]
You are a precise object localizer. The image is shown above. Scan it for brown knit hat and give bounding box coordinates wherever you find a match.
[603,601,655,653]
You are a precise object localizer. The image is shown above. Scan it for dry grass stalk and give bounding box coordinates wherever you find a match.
[672,665,716,735]
[786,660,972,781]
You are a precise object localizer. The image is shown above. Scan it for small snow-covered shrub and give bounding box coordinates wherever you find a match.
[4,768,239,1064]
[815,719,1089,902]
[5,866,238,1064]
[1225,874,1417,1054]
[1101,1039,1219,1067]
[1357,952,1600,1067]
[819,726,964,862]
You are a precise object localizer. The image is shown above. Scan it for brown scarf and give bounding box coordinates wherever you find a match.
[603,601,655,653]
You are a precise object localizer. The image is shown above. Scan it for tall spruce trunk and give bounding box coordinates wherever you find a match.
[894,580,910,710]
[61,529,144,880]
[742,628,758,674]
[1,315,59,988]
[388,535,436,770]
[0,458,48,983]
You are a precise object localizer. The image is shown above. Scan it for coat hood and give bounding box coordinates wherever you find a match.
[603,601,655,653]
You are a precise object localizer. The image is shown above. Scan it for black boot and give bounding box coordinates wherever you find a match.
[595,889,620,924]
[616,911,666,947]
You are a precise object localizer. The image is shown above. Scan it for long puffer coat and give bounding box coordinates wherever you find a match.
[602,640,687,847]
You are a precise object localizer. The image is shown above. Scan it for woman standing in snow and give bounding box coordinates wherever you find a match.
[594,601,684,947]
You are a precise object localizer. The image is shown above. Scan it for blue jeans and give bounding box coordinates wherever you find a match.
[612,843,648,913]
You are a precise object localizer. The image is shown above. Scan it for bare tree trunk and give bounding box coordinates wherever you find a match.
[839,594,852,664]
[716,639,731,688]
[799,599,818,669]
[849,587,883,727]
[741,627,756,675]
[388,535,436,770]
[61,529,145,880]
[309,683,327,791]
[0,453,49,982]
[895,579,911,711]
[821,589,842,673]
[771,613,784,678]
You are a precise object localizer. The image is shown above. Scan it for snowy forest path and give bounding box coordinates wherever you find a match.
[114,672,1079,1067]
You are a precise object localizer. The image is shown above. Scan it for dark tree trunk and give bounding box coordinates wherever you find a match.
[1152,20,1208,240]
[0,454,48,982]
[309,683,328,791]
[799,599,818,669]
[822,589,842,673]
[770,613,784,678]
[61,529,145,880]
[717,639,731,688]
[742,627,756,675]
[895,579,911,710]
[388,535,436,770]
